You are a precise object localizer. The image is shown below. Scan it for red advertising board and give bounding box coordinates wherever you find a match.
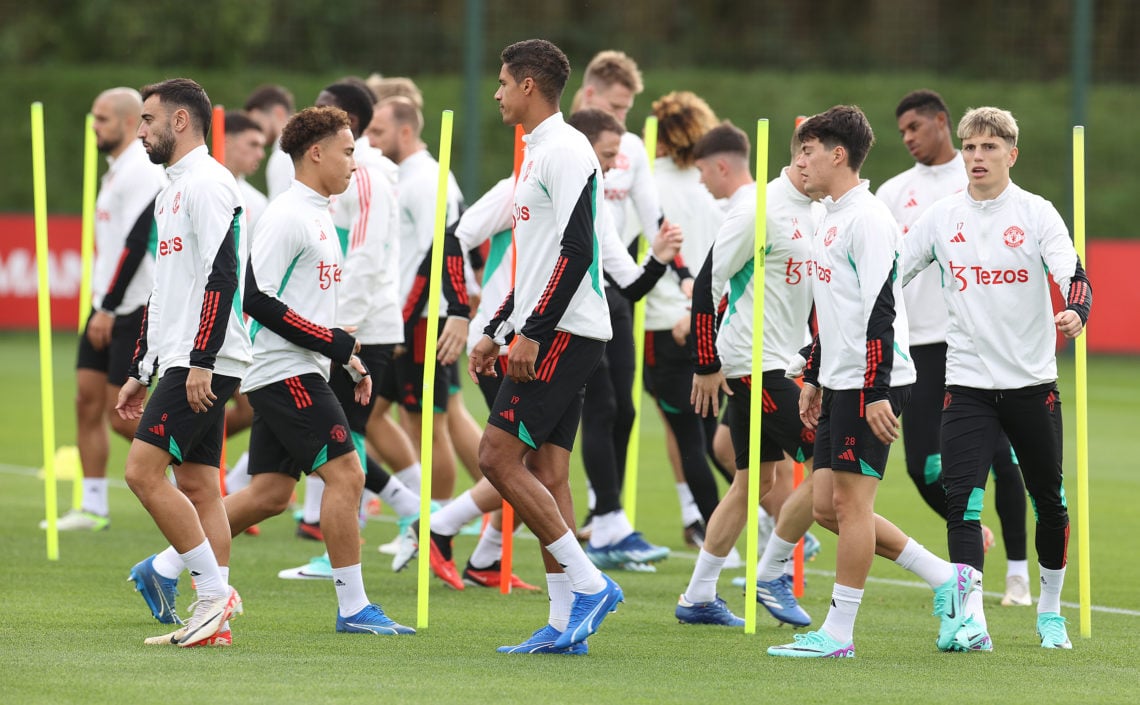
[0,215,83,330]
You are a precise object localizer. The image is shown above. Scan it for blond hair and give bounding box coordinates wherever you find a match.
[651,91,718,168]
[583,50,643,94]
[366,74,424,109]
[957,106,1018,148]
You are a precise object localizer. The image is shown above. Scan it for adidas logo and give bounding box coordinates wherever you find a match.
[904,198,918,208]
[335,579,346,587]
[148,424,165,436]
[189,570,201,577]
[792,229,803,240]
[951,232,966,243]
[499,409,515,423]
[838,449,856,462]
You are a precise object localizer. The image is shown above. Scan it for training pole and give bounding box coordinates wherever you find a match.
[210,105,228,491]
[744,119,769,633]
[1072,126,1091,638]
[72,113,98,511]
[622,116,657,527]
[417,109,454,628]
[500,123,525,594]
[32,103,60,560]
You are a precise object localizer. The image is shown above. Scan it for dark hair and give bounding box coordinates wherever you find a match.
[501,39,571,104]
[224,111,262,136]
[895,89,951,121]
[140,78,213,138]
[796,105,874,172]
[320,82,375,135]
[567,108,624,145]
[244,84,294,113]
[279,106,351,161]
[692,121,750,162]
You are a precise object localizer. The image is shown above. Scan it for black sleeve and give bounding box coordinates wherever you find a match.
[188,208,241,370]
[402,222,472,326]
[862,261,898,404]
[242,266,356,364]
[519,172,599,341]
[609,256,668,302]
[669,253,694,283]
[483,288,516,344]
[1064,255,1092,324]
[100,197,156,313]
[689,253,722,374]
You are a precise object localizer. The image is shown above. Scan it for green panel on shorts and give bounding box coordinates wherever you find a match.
[312,445,329,472]
[794,448,806,463]
[964,487,985,521]
[352,431,366,468]
[168,437,182,464]
[858,458,882,479]
[658,398,681,414]
[1029,494,1038,522]
[1060,483,1067,509]
[518,421,536,450]
[1010,446,1020,465]
[924,453,942,485]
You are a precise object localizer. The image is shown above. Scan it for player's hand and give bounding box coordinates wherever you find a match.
[651,220,684,263]
[348,355,372,405]
[798,383,822,429]
[86,311,114,351]
[437,317,469,365]
[342,326,362,354]
[507,334,540,383]
[1055,309,1084,339]
[865,399,900,444]
[691,370,731,418]
[115,377,147,420]
[186,367,216,414]
[671,314,691,347]
[680,277,694,299]
[468,335,499,383]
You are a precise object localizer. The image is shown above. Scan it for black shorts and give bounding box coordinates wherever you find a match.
[486,332,604,451]
[724,372,815,470]
[328,343,395,433]
[814,386,910,478]
[394,319,456,414]
[644,330,695,416]
[76,306,146,386]
[134,366,241,466]
[475,355,508,410]
[246,374,357,480]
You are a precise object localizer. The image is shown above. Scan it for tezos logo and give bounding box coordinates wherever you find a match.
[824,226,837,246]
[316,260,341,290]
[1003,226,1025,248]
[158,237,183,256]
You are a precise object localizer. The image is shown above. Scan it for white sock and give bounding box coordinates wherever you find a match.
[469,526,503,569]
[758,534,797,582]
[545,531,605,593]
[586,482,596,512]
[1007,559,1030,580]
[332,563,370,618]
[179,540,225,598]
[303,474,325,524]
[684,549,726,604]
[894,538,954,588]
[676,483,702,526]
[395,463,421,493]
[431,491,481,536]
[219,566,231,632]
[379,476,420,517]
[588,509,634,549]
[967,572,987,628]
[224,452,251,494]
[820,583,862,643]
[153,546,184,579]
[1038,565,1066,615]
[82,478,108,516]
[547,573,572,632]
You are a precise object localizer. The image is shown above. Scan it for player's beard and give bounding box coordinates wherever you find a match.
[145,126,176,165]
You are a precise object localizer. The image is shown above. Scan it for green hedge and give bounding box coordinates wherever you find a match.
[2,64,1132,238]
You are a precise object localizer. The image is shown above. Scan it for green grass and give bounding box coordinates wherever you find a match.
[1,333,1137,705]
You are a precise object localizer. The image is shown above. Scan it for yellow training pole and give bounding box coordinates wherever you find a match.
[744,119,769,633]
[1072,125,1090,638]
[78,113,96,332]
[622,116,657,527]
[417,109,454,629]
[32,103,60,561]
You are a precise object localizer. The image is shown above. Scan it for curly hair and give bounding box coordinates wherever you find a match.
[279,106,351,161]
[651,91,719,168]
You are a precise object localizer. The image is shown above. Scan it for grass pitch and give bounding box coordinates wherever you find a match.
[0,333,1136,704]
